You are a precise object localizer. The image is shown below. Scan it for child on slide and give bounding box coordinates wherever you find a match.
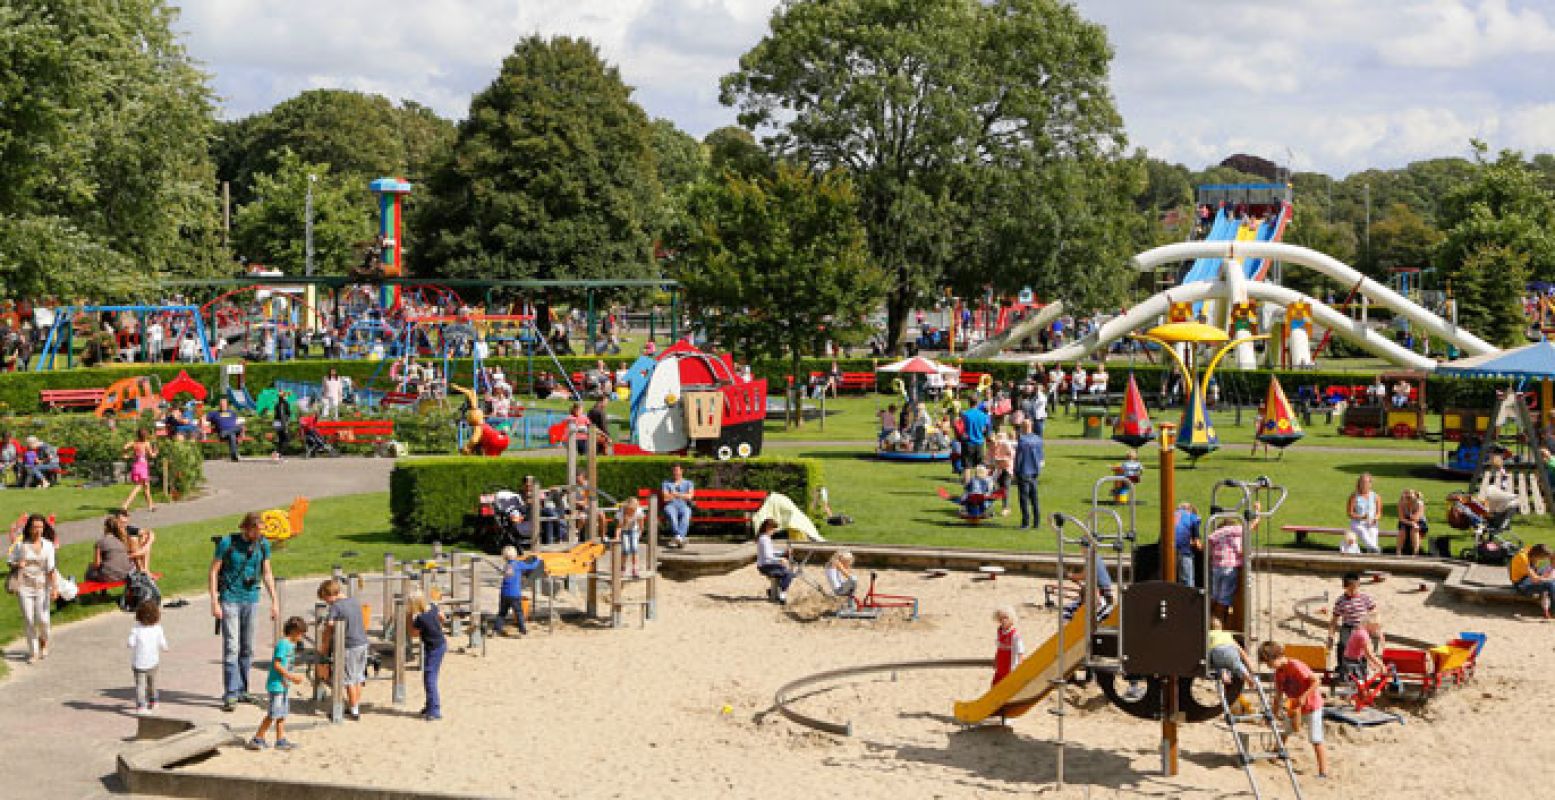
[991,607,1024,687]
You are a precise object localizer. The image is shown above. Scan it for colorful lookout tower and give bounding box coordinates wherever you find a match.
[369,177,413,309]
[1112,375,1156,448]
[1256,378,1304,450]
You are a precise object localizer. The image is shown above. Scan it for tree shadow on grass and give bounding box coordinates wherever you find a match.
[1332,461,1447,481]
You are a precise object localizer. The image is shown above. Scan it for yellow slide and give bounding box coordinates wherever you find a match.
[1235,222,1259,242]
[953,606,1117,724]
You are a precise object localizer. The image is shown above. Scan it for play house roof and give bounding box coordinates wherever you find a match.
[1437,341,1555,380]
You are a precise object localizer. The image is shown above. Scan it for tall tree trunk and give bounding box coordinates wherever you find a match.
[885,266,912,355]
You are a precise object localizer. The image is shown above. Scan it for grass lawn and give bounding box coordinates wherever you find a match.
[0,481,164,528]
[0,492,428,679]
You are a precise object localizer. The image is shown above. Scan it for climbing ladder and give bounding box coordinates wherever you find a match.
[1215,675,1304,800]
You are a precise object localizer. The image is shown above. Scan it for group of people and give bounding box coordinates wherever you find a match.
[0,435,64,488]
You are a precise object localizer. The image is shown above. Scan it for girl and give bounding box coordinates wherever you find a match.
[121,429,158,512]
[1344,473,1381,554]
[991,607,1024,687]
[617,497,644,578]
[990,431,1016,517]
[409,592,448,721]
[1341,614,1387,686]
[127,600,169,714]
[1396,488,1427,556]
[7,513,57,663]
[826,550,857,597]
[321,368,344,420]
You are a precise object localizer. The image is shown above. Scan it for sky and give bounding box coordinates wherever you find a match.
[178,0,1555,177]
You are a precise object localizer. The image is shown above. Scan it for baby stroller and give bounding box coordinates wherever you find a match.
[1446,491,1522,565]
[300,417,337,458]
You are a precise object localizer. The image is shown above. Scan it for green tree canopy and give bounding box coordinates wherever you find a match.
[704,126,772,179]
[1437,145,1555,290]
[674,164,883,373]
[232,150,377,276]
[1369,202,1442,274]
[1452,243,1527,348]
[0,0,225,298]
[722,0,1131,351]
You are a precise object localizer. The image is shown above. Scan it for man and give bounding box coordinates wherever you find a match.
[960,401,991,474]
[1326,572,1378,665]
[1013,420,1045,530]
[206,398,244,462]
[1173,502,1202,588]
[660,464,695,548]
[587,397,612,453]
[208,512,280,712]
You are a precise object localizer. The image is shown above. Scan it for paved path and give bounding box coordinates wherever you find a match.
[54,457,396,547]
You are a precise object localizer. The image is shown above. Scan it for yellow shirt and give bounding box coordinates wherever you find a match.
[1207,629,1237,651]
[1510,548,1534,584]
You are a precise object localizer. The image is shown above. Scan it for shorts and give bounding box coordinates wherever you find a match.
[268,691,290,720]
[964,442,985,467]
[343,644,370,686]
[1211,567,1239,607]
[1303,707,1324,744]
[621,528,640,556]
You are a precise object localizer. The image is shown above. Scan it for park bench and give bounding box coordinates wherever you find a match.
[310,418,395,446]
[379,391,420,410]
[1280,524,1399,547]
[40,388,106,411]
[959,371,988,390]
[636,487,769,528]
[75,572,164,601]
[808,371,875,393]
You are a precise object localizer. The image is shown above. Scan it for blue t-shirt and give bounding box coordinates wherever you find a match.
[500,557,541,597]
[266,638,294,694]
[207,409,241,436]
[1174,511,1201,556]
[961,406,990,445]
[662,479,693,509]
[413,606,446,651]
[215,534,270,605]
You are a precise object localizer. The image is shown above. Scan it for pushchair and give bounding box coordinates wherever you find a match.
[474,489,535,554]
[1446,491,1522,565]
[300,417,337,458]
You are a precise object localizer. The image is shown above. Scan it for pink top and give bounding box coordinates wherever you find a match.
[1344,626,1374,660]
[1208,524,1244,568]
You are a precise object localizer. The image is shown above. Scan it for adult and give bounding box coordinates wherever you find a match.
[660,465,695,548]
[272,390,293,459]
[1345,473,1382,554]
[7,513,57,663]
[587,397,612,454]
[206,398,244,462]
[321,368,344,420]
[1395,489,1427,556]
[1022,383,1049,436]
[566,402,591,455]
[1070,365,1088,405]
[1326,572,1378,666]
[1089,364,1109,396]
[208,512,280,711]
[1014,420,1045,530]
[1509,544,1555,620]
[1173,502,1202,588]
[22,436,59,488]
[121,428,158,512]
[960,401,991,474]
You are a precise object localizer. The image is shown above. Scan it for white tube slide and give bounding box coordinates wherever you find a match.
[1243,283,1435,370]
[963,302,1065,359]
[1020,283,1218,364]
[1133,241,1496,357]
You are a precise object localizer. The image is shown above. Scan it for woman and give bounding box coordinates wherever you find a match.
[7,514,57,663]
[1345,473,1382,554]
[321,368,344,420]
[1396,489,1427,556]
[121,429,158,512]
[88,514,151,581]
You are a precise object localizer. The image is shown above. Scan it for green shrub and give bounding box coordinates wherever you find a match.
[0,411,205,496]
[390,455,824,544]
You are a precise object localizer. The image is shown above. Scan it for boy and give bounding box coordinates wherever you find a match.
[1259,640,1329,779]
[1327,572,1378,666]
[319,579,370,720]
[248,616,305,751]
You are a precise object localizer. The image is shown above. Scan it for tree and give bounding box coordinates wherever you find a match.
[1452,244,1527,348]
[651,119,707,192]
[1369,203,1442,274]
[704,126,771,179]
[232,150,377,276]
[417,36,660,281]
[722,0,1131,352]
[0,0,225,297]
[674,164,883,376]
[1437,144,1555,283]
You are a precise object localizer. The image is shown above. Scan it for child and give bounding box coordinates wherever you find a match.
[126,600,168,715]
[1112,449,1144,503]
[1259,640,1329,779]
[248,616,305,751]
[990,432,1015,516]
[1206,617,1256,685]
[409,592,447,721]
[618,497,644,578]
[991,607,1024,687]
[826,550,857,597]
[318,579,369,721]
[1340,614,1387,684]
[493,546,541,637]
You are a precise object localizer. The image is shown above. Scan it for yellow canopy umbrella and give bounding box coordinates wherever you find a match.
[1144,322,1229,344]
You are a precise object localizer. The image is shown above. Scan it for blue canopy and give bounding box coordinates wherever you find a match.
[1436,340,1555,379]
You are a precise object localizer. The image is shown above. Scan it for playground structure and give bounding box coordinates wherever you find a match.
[1132,316,1270,459]
[1339,372,1427,438]
[621,341,766,460]
[34,305,216,371]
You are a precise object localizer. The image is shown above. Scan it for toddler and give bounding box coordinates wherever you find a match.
[248,616,305,751]
[1206,617,1256,685]
[991,607,1024,687]
[826,551,857,597]
[126,600,168,714]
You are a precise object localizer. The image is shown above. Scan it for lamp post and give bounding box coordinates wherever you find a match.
[304,174,318,277]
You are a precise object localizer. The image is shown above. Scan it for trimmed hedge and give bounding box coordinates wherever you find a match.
[0,411,205,497]
[390,455,824,544]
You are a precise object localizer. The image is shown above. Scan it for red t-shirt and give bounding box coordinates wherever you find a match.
[1275,660,1324,713]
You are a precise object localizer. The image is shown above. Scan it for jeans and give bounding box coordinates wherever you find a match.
[494,594,528,635]
[134,666,159,707]
[1515,576,1555,606]
[23,464,58,487]
[759,563,794,592]
[422,643,446,717]
[1177,552,1197,588]
[664,503,691,541]
[17,590,49,656]
[1017,475,1040,526]
[220,432,241,461]
[220,601,258,702]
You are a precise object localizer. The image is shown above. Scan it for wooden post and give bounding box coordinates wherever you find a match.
[646,496,660,621]
[530,477,544,549]
[586,434,599,543]
[1157,422,1179,777]
[610,536,624,628]
[392,577,409,706]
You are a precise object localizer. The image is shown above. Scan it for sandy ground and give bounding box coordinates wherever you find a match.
[184,564,1555,799]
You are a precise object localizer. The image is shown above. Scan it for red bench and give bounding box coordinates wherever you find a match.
[380,391,420,409]
[311,418,395,445]
[636,487,769,527]
[77,571,163,599]
[809,371,874,393]
[960,371,988,389]
[40,389,106,410]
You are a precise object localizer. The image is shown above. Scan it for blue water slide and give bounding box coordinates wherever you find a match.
[1241,204,1290,280]
[1179,207,1238,286]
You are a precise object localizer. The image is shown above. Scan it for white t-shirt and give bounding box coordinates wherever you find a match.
[755,534,784,568]
[127,622,168,671]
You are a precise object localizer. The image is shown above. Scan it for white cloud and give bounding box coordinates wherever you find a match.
[1377,0,1555,68]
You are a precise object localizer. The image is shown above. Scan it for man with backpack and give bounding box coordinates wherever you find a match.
[208,512,279,712]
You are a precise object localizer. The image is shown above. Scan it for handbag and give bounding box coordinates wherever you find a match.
[5,568,18,595]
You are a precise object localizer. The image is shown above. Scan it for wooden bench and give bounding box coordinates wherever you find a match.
[1280,524,1399,546]
[810,371,874,393]
[76,571,163,599]
[636,487,769,527]
[311,419,395,445]
[40,389,106,410]
[379,391,420,410]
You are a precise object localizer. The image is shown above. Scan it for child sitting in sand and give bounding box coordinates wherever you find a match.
[825,551,857,597]
[1259,640,1329,779]
[991,606,1024,686]
[1340,614,1387,683]
[1206,617,1256,685]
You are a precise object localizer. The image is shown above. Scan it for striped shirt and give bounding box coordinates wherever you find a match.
[1332,591,1376,626]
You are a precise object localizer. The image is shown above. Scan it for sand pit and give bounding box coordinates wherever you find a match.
[184,565,1555,799]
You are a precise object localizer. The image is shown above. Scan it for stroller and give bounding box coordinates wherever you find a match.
[1446,491,1522,565]
[301,416,337,458]
[474,489,535,554]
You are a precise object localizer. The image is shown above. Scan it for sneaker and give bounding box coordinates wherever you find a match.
[346,709,361,721]
[274,739,297,751]
[422,712,442,721]
[221,698,236,713]
[246,738,268,751]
